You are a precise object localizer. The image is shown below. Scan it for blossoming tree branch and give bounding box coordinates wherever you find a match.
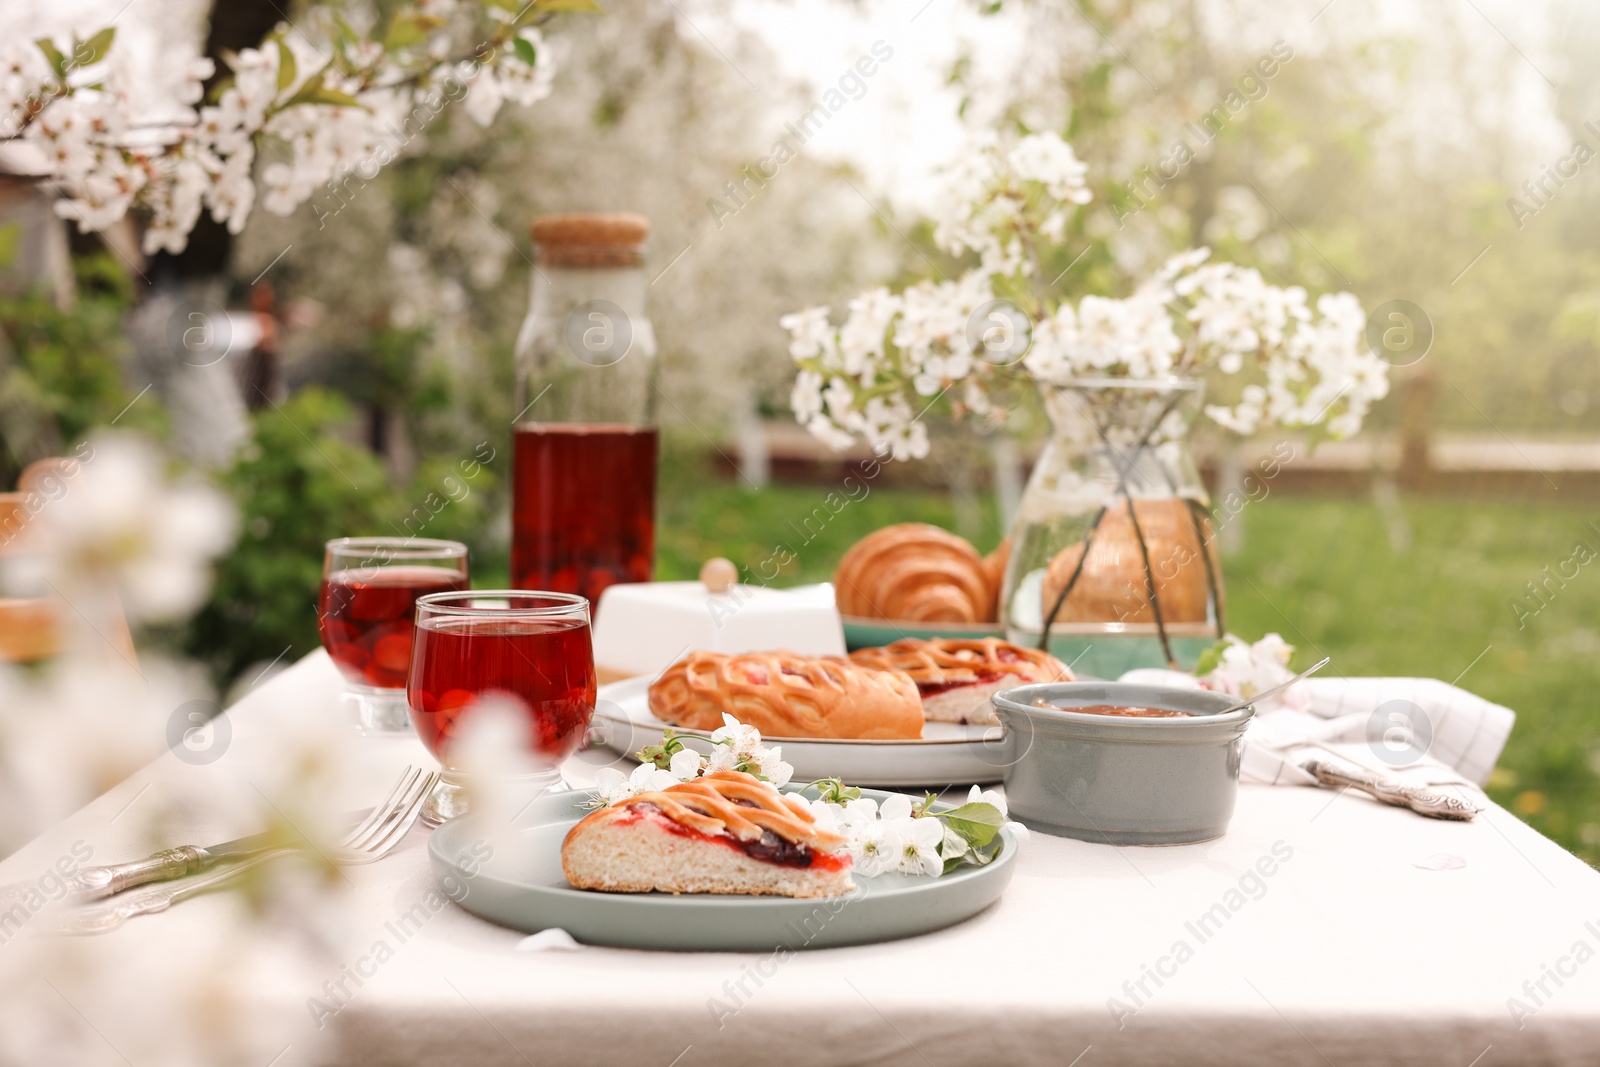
[781,131,1391,461]
[0,0,597,254]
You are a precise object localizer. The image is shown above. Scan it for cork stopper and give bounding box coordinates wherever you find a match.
[530,213,649,268]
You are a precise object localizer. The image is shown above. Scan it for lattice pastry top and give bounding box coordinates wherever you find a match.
[647,650,924,740]
[597,771,847,851]
[849,637,1071,690]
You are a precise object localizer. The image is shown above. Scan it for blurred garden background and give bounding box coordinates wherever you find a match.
[1,0,1597,861]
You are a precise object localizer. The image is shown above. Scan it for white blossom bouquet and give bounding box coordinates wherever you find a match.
[781,130,1390,460]
[598,716,1014,879]
[2,0,591,254]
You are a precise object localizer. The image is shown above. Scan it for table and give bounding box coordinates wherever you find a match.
[3,649,1598,1066]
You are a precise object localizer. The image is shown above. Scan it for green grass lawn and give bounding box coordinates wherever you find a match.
[653,466,1600,866]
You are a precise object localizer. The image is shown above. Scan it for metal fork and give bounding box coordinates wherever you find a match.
[48,767,440,935]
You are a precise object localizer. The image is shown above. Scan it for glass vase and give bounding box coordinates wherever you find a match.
[1001,377,1225,678]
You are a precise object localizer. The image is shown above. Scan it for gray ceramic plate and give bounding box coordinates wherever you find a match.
[593,677,1007,787]
[428,788,1019,951]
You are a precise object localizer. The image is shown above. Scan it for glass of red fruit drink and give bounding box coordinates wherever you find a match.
[407,590,597,825]
[318,537,469,733]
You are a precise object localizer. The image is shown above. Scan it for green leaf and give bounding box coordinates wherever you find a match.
[75,27,115,68]
[384,13,443,51]
[939,824,969,861]
[808,777,859,804]
[635,729,685,770]
[512,36,538,67]
[533,0,603,13]
[276,40,297,94]
[285,81,362,109]
[1192,638,1229,678]
[330,17,358,49]
[940,802,1004,848]
[36,39,68,81]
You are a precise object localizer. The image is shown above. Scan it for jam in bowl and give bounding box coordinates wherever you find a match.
[994,681,1255,845]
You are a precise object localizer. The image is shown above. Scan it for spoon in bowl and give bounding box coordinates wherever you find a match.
[1216,656,1330,714]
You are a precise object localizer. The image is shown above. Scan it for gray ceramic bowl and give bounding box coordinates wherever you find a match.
[991,681,1254,845]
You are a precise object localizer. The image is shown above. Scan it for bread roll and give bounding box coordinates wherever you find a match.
[1041,499,1215,625]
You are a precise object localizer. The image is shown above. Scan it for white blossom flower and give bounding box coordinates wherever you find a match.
[790,369,825,423]
[668,747,703,781]
[893,815,945,877]
[848,818,902,877]
[806,798,844,835]
[23,432,236,626]
[1007,131,1092,204]
[783,131,1382,455]
[877,793,915,821]
[14,13,567,251]
[750,745,793,787]
[594,761,680,806]
[1201,633,1309,710]
[710,713,761,755]
[966,785,1008,817]
[841,796,881,830]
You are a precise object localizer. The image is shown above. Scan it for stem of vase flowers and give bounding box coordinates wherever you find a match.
[1182,496,1227,635]
[1122,493,1178,668]
[1035,504,1107,652]
[1035,385,1190,659]
[1126,424,1227,641]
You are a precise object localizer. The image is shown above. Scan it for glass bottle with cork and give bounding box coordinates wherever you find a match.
[512,213,659,608]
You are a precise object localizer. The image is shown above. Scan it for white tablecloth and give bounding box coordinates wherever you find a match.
[4,650,1598,1066]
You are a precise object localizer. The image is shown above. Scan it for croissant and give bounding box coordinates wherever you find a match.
[834,523,996,623]
[1040,499,1215,626]
[562,771,854,897]
[648,650,924,740]
[849,637,1071,725]
[980,539,1010,622]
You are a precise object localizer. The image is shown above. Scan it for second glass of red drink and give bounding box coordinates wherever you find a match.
[318,537,469,733]
[407,590,597,825]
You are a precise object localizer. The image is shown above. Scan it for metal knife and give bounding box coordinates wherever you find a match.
[69,810,367,902]
[1298,756,1480,821]
[69,829,288,901]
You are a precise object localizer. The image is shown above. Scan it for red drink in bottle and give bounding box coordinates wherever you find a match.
[318,565,469,688]
[513,213,659,612]
[511,424,657,606]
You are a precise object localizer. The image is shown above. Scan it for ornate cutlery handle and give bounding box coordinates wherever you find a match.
[1301,758,1479,821]
[52,852,283,935]
[72,846,217,901]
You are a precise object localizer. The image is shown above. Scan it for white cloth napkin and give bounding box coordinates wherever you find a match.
[1119,670,1515,788]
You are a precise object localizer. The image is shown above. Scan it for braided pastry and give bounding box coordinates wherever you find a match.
[849,637,1072,725]
[833,523,996,623]
[563,771,854,897]
[648,650,923,739]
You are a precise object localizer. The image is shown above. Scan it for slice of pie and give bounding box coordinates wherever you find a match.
[849,637,1072,725]
[562,771,855,898]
